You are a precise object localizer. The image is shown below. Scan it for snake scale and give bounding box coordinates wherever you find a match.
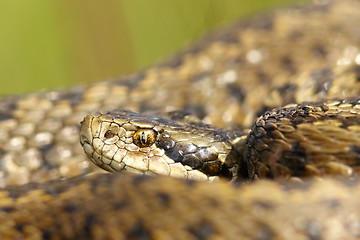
[1,0,360,239]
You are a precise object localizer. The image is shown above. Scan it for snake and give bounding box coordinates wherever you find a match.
[1,0,360,239]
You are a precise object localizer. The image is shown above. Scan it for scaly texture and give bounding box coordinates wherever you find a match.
[80,98,360,184]
[0,174,360,240]
[1,0,360,186]
[0,0,360,239]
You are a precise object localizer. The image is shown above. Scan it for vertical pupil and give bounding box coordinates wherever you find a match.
[141,131,146,144]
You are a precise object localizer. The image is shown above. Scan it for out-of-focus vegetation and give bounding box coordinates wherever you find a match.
[0,0,304,95]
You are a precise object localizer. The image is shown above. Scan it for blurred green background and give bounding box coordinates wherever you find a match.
[0,0,303,96]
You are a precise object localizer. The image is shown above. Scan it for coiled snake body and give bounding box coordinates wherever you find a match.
[1,0,360,239]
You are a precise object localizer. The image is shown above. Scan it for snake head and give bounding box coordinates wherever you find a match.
[80,110,239,181]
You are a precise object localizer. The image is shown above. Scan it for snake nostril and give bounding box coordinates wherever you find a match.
[104,130,116,139]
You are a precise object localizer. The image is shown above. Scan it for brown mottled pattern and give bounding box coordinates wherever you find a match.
[80,98,360,185]
[248,98,360,180]
[0,0,360,239]
[1,174,360,239]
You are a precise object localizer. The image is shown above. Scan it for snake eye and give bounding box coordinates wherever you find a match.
[133,129,157,147]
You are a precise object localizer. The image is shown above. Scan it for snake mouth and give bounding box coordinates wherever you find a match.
[79,117,97,166]
[79,127,90,146]
[79,117,92,149]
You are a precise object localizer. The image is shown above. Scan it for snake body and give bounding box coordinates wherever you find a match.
[1,0,360,239]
